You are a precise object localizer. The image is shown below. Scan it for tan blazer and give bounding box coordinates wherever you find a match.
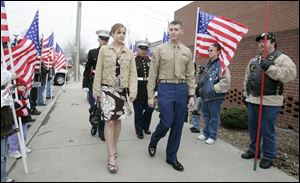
[93,43,137,99]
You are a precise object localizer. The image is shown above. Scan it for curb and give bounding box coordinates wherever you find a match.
[7,86,64,173]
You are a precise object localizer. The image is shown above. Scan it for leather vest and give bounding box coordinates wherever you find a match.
[246,51,284,97]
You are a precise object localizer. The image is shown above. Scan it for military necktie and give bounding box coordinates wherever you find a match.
[174,45,181,78]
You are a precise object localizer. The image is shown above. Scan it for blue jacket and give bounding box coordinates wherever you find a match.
[198,59,226,101]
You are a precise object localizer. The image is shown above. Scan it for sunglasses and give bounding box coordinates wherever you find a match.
[99,37,109,41]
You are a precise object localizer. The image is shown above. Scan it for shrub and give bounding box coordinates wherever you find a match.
[221,108,248,130]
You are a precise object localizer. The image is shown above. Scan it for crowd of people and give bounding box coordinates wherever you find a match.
[1,61,56,182]
[1,19,297,180]
[82,20,296,174]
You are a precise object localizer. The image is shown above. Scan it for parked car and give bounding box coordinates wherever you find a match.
[53,64,72,86]
[54,69,68,86]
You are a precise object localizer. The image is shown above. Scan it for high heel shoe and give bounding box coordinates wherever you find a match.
[107,155,118,173]
[114,152,118,159]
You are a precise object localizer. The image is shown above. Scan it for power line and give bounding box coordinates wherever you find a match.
[5,1,26,6]
[131,1,173,18]
[6,2,50,14]
[102,1,168,25]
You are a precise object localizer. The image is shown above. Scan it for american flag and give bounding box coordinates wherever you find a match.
[54,43,66,71]
[129,41,137,57]
[1,1,10,43]
[146,48,151,57]
[195,11,248,70]
[162,31,170,43]
[129,41,136,53]
[4,10,40,89]
[41,32,54,69]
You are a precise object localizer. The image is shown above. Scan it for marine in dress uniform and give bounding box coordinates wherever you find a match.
[82,29,110,141]
[147,21,195,172]
[132,40,154,139]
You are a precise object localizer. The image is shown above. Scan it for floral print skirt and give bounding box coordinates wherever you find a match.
[100,84,132,122]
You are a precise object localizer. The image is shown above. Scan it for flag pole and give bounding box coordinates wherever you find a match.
[64,57,69,90]
[1,39,29,174]
[253,1,271,171]
[44,63,49,104]
[193,7,200,63]
[187,7,200,125]
[50,41,54,101]
[1,41,8,69]
[50,33,54,101]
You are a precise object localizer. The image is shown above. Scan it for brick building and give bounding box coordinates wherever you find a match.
[174,1,299,131]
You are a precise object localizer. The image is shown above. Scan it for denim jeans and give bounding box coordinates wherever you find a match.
[201,98,223,140]
[247,103,281,160]
[150,83,188,162]
[37,83,46,105]
[1,138,8,182]
[8,124,27,154]
[46,79,52,97]
[192,114,201,130]
[192,97,201,129]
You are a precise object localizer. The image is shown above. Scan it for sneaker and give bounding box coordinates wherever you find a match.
[9,151,22,159]
[197,134,206,141]
[205,138,216,145]
[6,177,15,182]
[26,147,32,154]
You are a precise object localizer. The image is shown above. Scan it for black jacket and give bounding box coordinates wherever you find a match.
[82,47,100,89]
[135,56,151,100]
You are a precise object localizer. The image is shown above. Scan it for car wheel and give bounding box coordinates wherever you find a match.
[54,74,65,86]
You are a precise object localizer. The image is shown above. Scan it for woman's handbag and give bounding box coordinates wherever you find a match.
[89,102,102,127]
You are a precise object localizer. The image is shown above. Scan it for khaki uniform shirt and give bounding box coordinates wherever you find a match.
[93,43,138,99]
[147,41,195,99]
[243,53,297,106]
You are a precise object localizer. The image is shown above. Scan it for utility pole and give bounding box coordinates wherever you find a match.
[74,1,82,82]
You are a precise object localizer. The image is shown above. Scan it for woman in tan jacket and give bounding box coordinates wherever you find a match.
[93,23,137,173]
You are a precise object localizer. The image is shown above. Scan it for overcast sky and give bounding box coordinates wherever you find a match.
[5,1,192,51]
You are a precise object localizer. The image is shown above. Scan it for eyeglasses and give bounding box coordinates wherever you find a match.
[208,49,214,53]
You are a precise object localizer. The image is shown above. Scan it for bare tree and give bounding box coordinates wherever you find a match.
[63,40,88,68]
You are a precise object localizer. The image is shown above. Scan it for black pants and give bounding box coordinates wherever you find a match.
[30,88,38,110]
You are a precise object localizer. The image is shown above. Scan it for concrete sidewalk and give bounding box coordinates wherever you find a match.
[8,82,298,182]
[7,85,63,173]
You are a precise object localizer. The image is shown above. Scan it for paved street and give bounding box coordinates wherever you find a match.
[7,82,298,182]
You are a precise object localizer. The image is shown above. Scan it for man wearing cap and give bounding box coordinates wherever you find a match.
[147,20,195,172]
[242,32,296,169]
[133,40,154,139]
[82,29,110,141]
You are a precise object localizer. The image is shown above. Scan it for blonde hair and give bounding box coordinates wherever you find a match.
[110,23,127,36]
